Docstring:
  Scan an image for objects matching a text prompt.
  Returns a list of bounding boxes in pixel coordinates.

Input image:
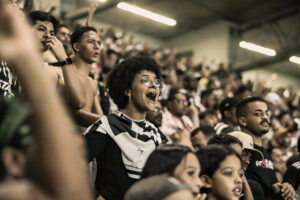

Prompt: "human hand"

[0,0,39,63]
[281,182,295,200]
[88,2,98,15]
[48,36,68,62]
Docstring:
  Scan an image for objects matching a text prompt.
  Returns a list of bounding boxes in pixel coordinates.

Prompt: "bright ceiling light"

[239,41,276,56]
[289,56,300,64]
[117,2,176,26]
[96,0,107,2]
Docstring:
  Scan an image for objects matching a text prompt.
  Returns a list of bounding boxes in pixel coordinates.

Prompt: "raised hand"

[48,36,68,62]
[0,0,39,63]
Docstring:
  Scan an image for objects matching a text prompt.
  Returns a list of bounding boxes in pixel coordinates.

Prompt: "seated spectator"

[197,145,245,200]
[234,85,252,101]
[269,146,286,183]
[191,126,215,151]
[125,174,194,200]
[146,101,163,129]
[161,87,194,136]
[200,89,218,112]
[84,56,168,200]
[283,137,300,192]
[199,110,219,127]
[142,144,205,199]
[215,97,240,135]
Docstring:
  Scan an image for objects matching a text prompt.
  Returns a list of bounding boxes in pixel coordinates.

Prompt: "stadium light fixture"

[117,2,177,26]
[239,41,276,56]
[289,56,300,64]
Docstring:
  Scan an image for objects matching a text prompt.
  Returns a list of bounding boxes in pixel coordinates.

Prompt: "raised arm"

[86,2,98,27]
[0,2,92,199]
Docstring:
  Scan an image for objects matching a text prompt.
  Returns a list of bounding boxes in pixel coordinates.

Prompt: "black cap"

[219,97,239,115]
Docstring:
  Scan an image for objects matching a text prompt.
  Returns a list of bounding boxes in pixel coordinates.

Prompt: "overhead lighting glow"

[96,0,107,2]
[289,56,300,64]
[239,41,276,56]
[117,2,176,26]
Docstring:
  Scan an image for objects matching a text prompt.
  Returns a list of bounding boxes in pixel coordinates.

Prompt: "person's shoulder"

[291,160,300,169]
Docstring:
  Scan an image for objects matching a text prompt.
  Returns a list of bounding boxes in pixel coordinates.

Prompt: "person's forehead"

[137,70,156,78]
[34,20,54,30]
[81,31,100,40]
[248,101,268,111]
[175,93,186,100]
[58,27,70,33]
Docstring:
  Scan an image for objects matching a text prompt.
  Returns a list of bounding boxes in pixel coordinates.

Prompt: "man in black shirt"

[236,96,295,200]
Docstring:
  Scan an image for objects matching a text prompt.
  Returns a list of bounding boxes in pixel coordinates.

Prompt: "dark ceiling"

[62,0,300,78]
[64,0,300,40]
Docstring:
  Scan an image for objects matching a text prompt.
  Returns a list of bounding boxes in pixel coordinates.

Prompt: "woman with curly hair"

[84,56,168,200]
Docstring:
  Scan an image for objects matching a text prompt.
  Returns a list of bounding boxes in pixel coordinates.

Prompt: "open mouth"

[146,91,157,102]
[233,187,242,197]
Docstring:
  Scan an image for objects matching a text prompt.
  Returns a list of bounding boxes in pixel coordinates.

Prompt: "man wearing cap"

[214,97,240,135]
[236,96,295,200]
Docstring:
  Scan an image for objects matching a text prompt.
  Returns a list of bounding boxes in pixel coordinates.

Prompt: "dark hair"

[200,89,213,99]
[107,56,161,109]
[219,97,239,120]
[199,110,216,120]
[28,11,58,30]
[167,87,188,102]
[197,144,241,177]
[142,144,193,178]
[236,96,267,118]
[191,126,215,139]
[71,26,97,47]
[55,24,70,34]
[234,85,251,96]
[208,134,242,148]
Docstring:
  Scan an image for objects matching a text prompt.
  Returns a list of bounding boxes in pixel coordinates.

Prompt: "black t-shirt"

[245,144,281,200]
[84,111,167,200]
[283,160,300,190]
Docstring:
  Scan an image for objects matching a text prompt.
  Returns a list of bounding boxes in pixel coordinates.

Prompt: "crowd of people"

[1,0,300,199]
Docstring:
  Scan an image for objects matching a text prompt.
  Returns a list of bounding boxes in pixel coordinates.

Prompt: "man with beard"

[237,97,295,200]
[55,24,73,57]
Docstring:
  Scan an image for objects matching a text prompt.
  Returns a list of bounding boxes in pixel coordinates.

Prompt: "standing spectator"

[84,56,167,200]
[237,96,295,200]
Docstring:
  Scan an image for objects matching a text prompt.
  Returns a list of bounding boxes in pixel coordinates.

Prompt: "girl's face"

[173,153,203,197]
[209,155,243,200]
[128,70,160,113]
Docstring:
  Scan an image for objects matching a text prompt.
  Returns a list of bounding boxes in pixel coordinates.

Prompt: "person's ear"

[125,89,131,97]
[72,42,80,52]
[2,147,26,178]
[201,175,212,189]
[238,116,247,127]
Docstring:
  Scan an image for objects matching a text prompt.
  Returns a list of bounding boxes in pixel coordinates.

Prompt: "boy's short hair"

[71,26,97,46]
[28,11,58,30]
[236,96,266,118]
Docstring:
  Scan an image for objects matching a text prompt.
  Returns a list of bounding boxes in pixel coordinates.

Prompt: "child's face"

[174,153,203,197]
[210,155,243,200]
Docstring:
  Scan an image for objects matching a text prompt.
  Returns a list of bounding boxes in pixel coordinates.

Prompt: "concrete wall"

[167,21,230,65]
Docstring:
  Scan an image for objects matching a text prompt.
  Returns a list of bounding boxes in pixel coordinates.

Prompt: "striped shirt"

[84,111,167,199]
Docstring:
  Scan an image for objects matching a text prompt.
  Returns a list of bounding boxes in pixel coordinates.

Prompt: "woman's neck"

[121,104,147,121]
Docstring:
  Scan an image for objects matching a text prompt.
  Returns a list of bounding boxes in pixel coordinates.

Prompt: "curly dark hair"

[107,56,161,109]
